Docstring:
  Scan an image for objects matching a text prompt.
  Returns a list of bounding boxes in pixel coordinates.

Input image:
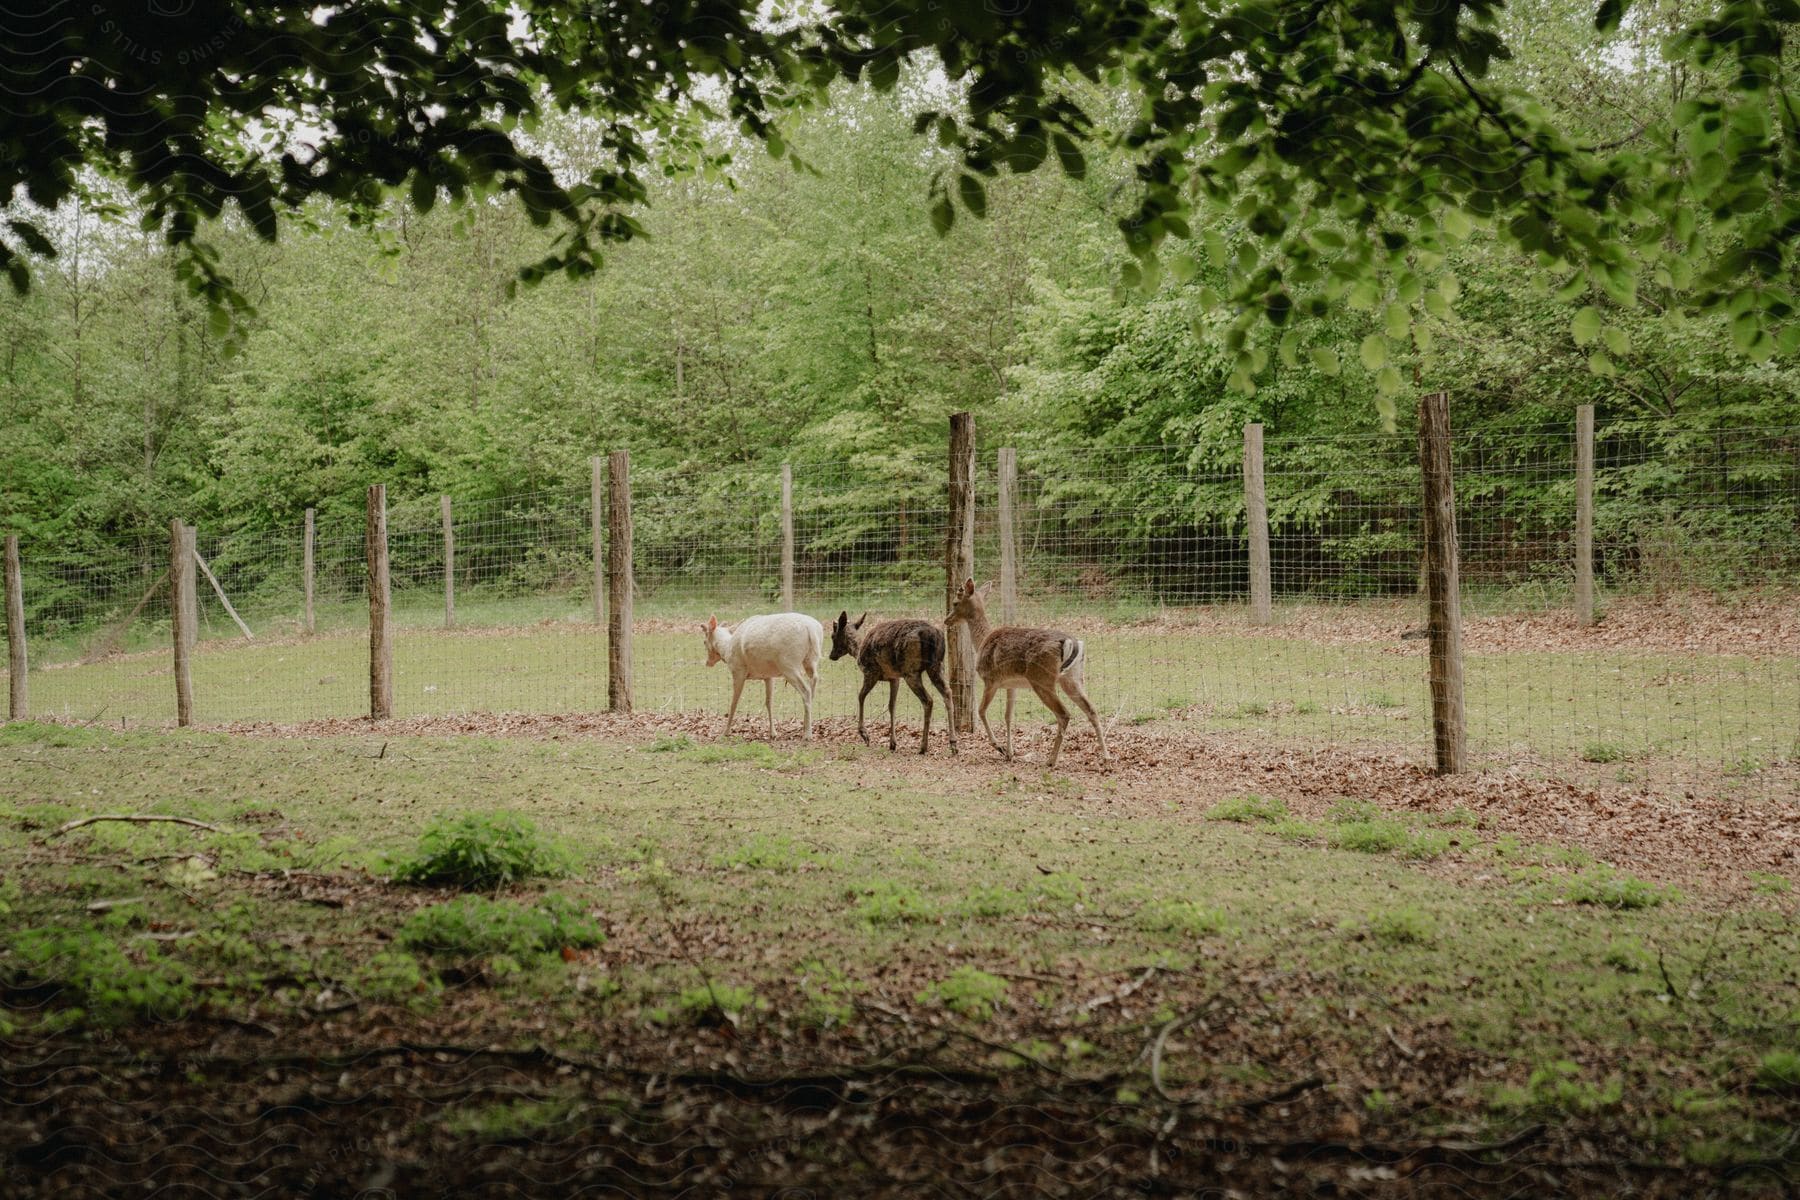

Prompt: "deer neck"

[960,606,993,648]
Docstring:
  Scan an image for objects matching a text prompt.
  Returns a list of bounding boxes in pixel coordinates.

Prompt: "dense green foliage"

[2,38,1795,608]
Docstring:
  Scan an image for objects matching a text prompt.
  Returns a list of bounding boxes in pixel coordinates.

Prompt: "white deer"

[701,612,823,740]
[944,580,1111,768]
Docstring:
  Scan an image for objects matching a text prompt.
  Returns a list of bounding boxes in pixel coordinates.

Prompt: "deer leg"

[926,661,958,750]
[977,679,1003,757]
[1031,678,1070,769]
[794,668,815,741]
[905,674,933,754]
[764,677,775,738]
[1004,687,1017,761]
[1062,675,1111,762]
[886,679,900,751]
[856,675,877,744]
[725,674,746,737]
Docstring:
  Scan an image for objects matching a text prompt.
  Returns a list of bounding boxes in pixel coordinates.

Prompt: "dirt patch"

[208,711,1800,898]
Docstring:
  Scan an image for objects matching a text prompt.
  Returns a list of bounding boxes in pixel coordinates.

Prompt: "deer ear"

[962,578,975,597]
[837,610,848,627]
[978,581,995,596]
[854,612,867,628]
[707,615,717,632]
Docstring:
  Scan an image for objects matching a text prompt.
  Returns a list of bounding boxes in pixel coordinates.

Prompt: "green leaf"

[1278,331,1301,368]
[1571,306,1602,345]
[1170,254,1199,284]
[1383,303,1410,339]
[957,173,987,218]
[929,194,955,237]
[1442,208,1473,240]
[1595,0,1630,31]
[1359,335,1389,371]
[1587,351,1617,376]
[1600,326,1629,356]
[1309,347,1341,376]
[1375,365,1403,394]
[1203,230,1228,271]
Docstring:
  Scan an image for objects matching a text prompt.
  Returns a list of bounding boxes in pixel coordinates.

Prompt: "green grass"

[1,722,1796,1164]
[20,594,1796,794]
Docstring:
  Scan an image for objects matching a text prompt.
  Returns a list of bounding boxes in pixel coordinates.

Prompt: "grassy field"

[20,606,1797,797]
[0,721,1796,1194]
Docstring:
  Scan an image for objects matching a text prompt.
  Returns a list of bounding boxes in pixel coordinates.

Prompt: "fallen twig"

[46,814,225,840]
[1081,964,1159,1014]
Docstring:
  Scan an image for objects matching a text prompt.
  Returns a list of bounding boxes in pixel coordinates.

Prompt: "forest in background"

[2,0,1796,597]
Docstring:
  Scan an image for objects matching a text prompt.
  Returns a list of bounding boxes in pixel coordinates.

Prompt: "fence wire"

[9,425,1797,798]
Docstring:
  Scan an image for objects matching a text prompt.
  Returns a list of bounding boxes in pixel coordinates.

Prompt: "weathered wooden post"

[607,450,633,712]
[170,519,197,727]
[5,534,26,720]
[1417,391,1467,775]
[302,507,316,634]
[1575,403,1596,627]
[945,412,976,733]
[590,455,605,625]
[441,494,456,629]
[780,462,795,611]
[997,447,1018,625]
[367,484,393,721]
[1243,422,1273,624]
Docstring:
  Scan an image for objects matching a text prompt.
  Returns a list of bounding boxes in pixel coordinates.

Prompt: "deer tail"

[1060,638,1083,673]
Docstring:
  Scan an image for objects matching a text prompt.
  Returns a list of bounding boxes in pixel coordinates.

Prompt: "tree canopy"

[4,0,1797,391]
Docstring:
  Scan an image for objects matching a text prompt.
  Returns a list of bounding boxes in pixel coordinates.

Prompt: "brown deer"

[944,579,1111,768]
[829,612,958,755]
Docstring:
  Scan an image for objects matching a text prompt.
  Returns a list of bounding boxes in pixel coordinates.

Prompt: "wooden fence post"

[997,447,1018,625]
[170,519,196,727]
[945,412,976,734]
[5,534,26,720]
[367,484,393,721]
[1417,391,1467,775]
[591,456,605,625]
[441,494,456,628]
[780,463,795,611]
[1244,422,1273,624]
[1575,404,1596,626]
[607,450,634,713]
[303,507,316,634]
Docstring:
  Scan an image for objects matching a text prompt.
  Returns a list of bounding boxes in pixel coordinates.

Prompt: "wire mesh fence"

[8,422,1797,798]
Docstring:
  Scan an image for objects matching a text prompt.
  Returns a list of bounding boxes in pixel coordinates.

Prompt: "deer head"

[829,610,866,661]
[700,615,727,666]
[944,579,993,628]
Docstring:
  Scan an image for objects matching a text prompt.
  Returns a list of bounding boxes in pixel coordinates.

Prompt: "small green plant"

[648,734,696,752]
[1269,819,1319,843]
[918,967,1009,1021]
[1397,830,1454,860]
[1293,699,1322,716]
[1748,872,1791,896]
[1328,819,1410,854]
[652,982,763,1026]
[797,961,858,1028]
[1363,1088,1396,1116]
[351,950,441,1005]
[6,927,193,1025]
[1426,806,1479,828]
[1558,868,1675,910]
[1366,905,1437,945]
[389,812,574,889]
[1491,1060,1624,1116]
[852,880,935,925]
[1136,899,1228,936]
[1205,794,1288,824]
[715,833,820,872]
[956,885,1028,918]
[1365,692,1400,710]
[1754,1050,1800,1093]
[1601,939,1651,973]
[444,1096,586,1140]
[1327,798,1382,824]
[1580,742,1629,764]
[1234,700,1270,718]
[399,894,603,963]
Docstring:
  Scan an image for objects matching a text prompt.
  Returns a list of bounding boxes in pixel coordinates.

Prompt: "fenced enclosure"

[6,413,1797,799]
